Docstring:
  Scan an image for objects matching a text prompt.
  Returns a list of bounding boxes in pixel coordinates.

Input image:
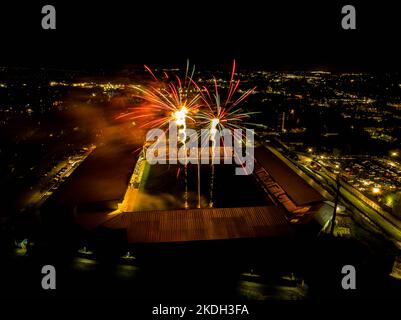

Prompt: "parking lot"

[313,155,401,210]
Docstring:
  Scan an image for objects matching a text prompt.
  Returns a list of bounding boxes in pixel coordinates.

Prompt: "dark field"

[136,163,271,211]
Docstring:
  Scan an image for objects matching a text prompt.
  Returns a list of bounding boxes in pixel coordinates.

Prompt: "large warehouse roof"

[97,206,291,243]
[254,147,325,206]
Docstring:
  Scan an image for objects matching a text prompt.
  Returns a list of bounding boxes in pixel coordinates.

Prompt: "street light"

[391,151,399,157]
[372,187,381,194]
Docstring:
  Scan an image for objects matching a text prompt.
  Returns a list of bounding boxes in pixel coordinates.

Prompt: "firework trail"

[174,106,189,208]
[193,60,259,206]
[116,62,200,209]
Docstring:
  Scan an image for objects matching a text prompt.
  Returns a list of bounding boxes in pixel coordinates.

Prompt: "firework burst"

[191,60,259,206]
[116,61,200,130]
[193,60,258,134]
[116,61,259,209]
[115,62,202,209]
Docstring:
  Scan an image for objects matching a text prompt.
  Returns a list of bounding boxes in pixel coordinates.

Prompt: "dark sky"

[0,1,400,70]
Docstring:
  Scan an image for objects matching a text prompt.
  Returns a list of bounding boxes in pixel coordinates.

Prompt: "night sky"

[0,1,400,70]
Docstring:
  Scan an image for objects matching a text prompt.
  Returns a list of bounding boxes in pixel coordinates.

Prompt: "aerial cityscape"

[1,63,400,300]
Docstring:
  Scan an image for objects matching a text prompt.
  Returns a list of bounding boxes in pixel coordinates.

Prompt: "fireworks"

[117,60,257,136]
[173,106,189,148]
[173,106,188,127]
[116,61,258,209]
[193,61,258,134]
[190,61,259,206]
[116,62,199,131]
